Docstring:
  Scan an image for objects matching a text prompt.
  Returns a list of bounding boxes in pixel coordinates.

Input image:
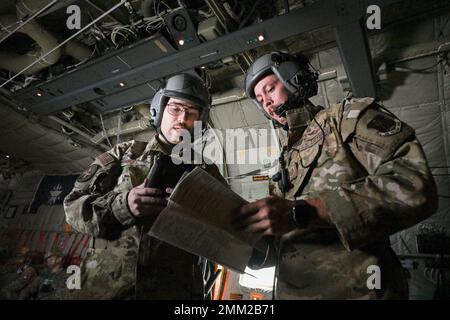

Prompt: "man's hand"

[232,196,296,235]
[127,179,171,218]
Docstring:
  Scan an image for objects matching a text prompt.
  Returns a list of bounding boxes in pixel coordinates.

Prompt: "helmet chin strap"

[274,94,303,118]
[274,94,310,131]
[156,127,177,149]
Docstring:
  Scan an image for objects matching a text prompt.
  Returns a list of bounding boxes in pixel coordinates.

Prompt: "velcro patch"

[96,152,115,167]
[77,164,99,183]
[297,125,330,152]
[367,114,401,136]
[346,110,360,119]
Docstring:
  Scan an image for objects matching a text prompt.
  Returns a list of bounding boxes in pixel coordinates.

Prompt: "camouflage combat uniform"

[0,266,39,300]
[34,268,73,300]
[251,98,438,299]
[64,136,224,299]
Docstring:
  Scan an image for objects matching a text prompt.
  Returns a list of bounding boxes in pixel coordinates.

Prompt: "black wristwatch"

[292,200,316,229]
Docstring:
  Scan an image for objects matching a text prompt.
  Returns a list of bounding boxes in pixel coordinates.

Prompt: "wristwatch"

[292,199,316,229]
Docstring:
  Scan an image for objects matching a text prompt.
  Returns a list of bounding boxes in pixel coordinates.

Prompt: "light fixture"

[246,34,266,45]
[178,39,185,46]
[36,91,43,97]
[5,155,10,158]
[119,82,126,87]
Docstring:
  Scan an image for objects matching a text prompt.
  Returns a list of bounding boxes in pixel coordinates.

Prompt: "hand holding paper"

[149,167,262,273]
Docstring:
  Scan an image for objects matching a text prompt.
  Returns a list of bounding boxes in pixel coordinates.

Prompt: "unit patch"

[77,164,99,183]
[367,114,402,136]
[297,123,330,151]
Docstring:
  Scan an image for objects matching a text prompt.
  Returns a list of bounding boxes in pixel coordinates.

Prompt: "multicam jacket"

[251,97,438,299]
[63,136,224,299]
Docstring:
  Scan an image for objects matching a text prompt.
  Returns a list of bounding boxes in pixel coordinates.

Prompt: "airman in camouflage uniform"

[234,52,438,299]
[1,264,39,300]
[34,248,73,300]
[64,73,224,299]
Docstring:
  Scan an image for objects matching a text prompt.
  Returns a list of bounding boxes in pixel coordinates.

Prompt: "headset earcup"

[150,89,165,127]
[273,54,319,98]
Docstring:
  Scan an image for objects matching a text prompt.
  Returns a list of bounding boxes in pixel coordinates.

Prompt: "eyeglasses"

[166,103,200,120]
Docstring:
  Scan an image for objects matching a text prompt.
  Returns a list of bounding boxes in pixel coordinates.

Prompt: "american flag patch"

[96,152,115,167]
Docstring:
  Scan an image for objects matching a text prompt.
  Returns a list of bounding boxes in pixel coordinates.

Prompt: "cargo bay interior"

[0,0,449,300]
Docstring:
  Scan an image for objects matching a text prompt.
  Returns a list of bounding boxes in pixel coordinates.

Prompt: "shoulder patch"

[367,114,402,136]
[96,152,115,167]
[77,164,99,183]
[340,97,375,142]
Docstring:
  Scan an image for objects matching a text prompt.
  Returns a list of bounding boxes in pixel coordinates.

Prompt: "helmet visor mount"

[245,52,318,126]
[150,73,211,128]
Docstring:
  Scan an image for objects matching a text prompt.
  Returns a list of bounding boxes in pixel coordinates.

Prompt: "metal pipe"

[204,0,231,33]
[91,118,151,144]
[0,0,58,45]
[48,115,110,150]
[212,93,246,106]
[63,41,92,62]
[0,16,91,75]
[0,15,62,75]
[16,0,78,19]
[318,70,337,82]
[0,0,127,88]
[389,42,450,65]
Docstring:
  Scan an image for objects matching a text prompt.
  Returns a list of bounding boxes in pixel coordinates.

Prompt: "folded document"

[149,167,261,273]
